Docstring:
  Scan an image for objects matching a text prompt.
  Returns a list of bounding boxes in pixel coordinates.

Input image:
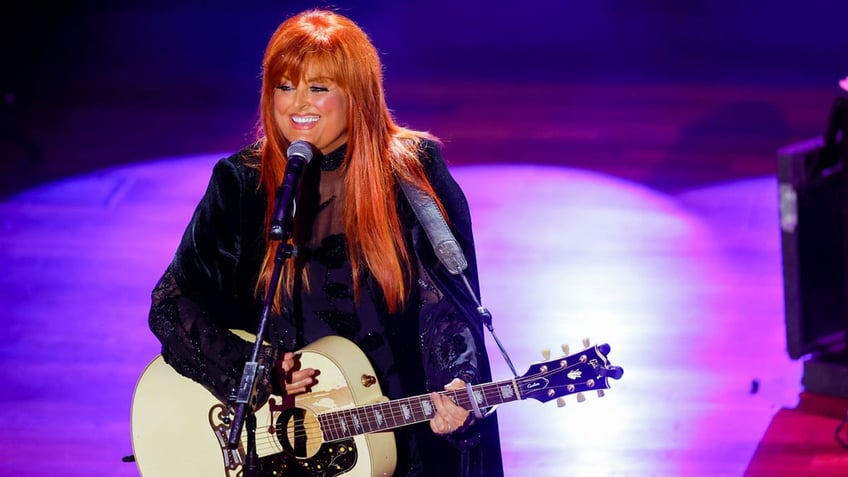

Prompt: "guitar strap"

[397,178,469,276]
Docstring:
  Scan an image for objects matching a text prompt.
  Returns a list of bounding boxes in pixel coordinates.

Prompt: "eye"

[275,84,294,92]
[310,85,330,93]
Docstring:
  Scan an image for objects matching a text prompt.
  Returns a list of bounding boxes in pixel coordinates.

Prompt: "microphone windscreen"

[287,140,314,163]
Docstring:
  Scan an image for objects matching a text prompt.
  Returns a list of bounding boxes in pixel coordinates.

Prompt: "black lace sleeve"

[417,265,481,390]
[147,153,277,406]
[148,267,276,405]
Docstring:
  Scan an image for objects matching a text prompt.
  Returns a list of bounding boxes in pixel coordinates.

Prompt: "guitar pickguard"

[258,437,357,476]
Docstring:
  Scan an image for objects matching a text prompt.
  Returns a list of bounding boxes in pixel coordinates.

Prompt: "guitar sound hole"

[277,408,309,457]
[268,409,358,476]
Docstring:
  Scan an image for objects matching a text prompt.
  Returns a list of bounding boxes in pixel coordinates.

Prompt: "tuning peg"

[541,348,551,360]
[599,366,624,380]
[556,398,566,408]
[582,338,591,348]
[560,343,570,355]
[597,390,605,398]
[576,392,586,403]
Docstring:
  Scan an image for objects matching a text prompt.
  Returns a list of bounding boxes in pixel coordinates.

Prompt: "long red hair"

[256,9,444,313]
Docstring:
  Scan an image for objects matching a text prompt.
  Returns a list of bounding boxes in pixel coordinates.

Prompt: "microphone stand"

[227,181,297,473]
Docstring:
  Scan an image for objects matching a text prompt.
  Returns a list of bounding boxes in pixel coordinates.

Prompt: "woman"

[148,8,504,477]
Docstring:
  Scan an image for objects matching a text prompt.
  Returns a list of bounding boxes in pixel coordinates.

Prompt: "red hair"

[255,9,444,313]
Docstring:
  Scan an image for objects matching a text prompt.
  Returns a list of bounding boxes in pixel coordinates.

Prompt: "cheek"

[317,94,348,122]
[273,92,290,114]
[272,94,293,132]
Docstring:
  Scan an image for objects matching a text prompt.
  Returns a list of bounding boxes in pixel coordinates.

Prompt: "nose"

[293,86,309,110]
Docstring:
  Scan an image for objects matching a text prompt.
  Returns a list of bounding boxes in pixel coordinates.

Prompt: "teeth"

[292,116,318,124]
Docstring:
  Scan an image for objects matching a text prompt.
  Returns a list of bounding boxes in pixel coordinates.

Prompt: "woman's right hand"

[276,351,317,395]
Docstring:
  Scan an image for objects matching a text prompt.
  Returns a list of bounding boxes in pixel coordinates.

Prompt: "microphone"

[269,140,314,240]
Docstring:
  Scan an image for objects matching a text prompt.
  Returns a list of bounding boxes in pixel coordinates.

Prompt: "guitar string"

[257,372,538,443]
[314,387,505,439]
[240,363,590,455]
[242,391,475,455]
[242,385,510,455]
[311,362,596,441]
[235,363,592,452]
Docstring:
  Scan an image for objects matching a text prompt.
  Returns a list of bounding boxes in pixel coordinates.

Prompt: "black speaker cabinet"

[778,132,848,398]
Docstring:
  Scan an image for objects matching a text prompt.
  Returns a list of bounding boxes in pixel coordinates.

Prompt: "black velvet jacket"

[149,140,504,477]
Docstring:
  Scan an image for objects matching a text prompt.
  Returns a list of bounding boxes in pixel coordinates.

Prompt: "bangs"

[262,10,377,93]
[271,35,347,87]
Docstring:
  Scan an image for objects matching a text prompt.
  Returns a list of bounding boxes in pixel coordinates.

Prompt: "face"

[273,66,349,155]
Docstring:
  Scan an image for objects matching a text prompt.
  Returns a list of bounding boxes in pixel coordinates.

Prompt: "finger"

[429,415,446,434]
[431,416,453,434]
[443,378,466,391]
[288,369,317,387]
[433,417,451,435]
[431,393,467,432]
[278,352,296,372]
[429,393,450,433]
[285,373,317,394]
[445,397,470,425]
[280,367,317,395]
[286,384,310,395]
[433,392,460,416]
[431,392,449,414]
[290,368,316,380]
[440,379,471,421]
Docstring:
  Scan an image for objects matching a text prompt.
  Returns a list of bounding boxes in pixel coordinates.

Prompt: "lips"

[292,115,319,128]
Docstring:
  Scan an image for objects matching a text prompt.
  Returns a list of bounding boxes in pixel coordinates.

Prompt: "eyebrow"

[281,76,335,84]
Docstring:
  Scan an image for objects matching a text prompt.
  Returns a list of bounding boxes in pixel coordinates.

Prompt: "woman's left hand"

[429,378,472,435]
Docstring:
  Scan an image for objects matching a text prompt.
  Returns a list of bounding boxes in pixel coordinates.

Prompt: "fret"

[471,386,484,408]
[317,378,521,442]
[335,407,353,438]
[498,380,517,402]
[369,403,385,430]
[350,407,364,434]
[384,401,400,429]
[324,411,336,439]
[399,399,414,423]
[418,395,435,421]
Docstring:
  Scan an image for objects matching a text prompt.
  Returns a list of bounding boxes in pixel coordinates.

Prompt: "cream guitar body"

[131,336,395,476]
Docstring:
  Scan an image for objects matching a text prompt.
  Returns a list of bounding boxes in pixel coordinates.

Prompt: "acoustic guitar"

[130,335,623,476]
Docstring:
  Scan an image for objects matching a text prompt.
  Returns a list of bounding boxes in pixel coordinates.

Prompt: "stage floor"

[0,152,813,476]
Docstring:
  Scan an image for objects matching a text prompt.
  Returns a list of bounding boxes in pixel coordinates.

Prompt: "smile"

[292,116,319,124]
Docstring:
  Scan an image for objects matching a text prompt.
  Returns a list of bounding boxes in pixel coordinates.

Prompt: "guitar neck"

[317,378,519,441]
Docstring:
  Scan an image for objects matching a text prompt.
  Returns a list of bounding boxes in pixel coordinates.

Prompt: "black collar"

[320,144,346,171]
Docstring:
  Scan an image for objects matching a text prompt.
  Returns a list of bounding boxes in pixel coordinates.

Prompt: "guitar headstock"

[516,339,623,406]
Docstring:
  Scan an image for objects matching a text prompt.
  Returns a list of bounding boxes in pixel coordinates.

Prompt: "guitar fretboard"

[318,378,519,441]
